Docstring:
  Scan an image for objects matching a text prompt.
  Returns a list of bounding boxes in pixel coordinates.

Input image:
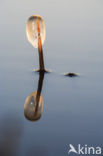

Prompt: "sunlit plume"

[26,15,46,48]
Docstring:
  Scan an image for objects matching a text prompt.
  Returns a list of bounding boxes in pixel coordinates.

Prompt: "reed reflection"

[24,72,44,122]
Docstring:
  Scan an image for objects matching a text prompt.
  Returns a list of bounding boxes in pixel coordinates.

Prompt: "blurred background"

[0,0,103,156]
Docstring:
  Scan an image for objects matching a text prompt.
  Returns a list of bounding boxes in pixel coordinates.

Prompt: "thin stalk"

[35,72,44,115]
[36,19,45,71]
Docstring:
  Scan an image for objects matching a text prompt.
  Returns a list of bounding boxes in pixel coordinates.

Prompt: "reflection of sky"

[0,114,23,156]
[0,1,103,156]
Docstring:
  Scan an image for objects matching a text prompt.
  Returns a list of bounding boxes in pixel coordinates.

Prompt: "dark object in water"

[65,72,78,77]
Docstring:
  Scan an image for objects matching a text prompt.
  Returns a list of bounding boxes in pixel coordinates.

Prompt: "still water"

[0,0,103,156]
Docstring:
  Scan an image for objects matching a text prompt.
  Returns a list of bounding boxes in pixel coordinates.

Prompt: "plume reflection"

[24,72,44,122]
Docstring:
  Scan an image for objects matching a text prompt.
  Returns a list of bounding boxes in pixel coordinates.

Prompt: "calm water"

[0,0,103,156]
